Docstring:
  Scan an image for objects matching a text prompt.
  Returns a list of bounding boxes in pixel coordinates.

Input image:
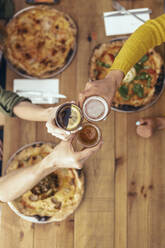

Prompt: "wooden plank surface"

[0,112,5,126]
[0,0,165,248]
[125,1,165,248]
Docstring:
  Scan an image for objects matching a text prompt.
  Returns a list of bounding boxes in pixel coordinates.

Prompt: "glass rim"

[82,96,109,122]
[76,122,102,148]
[55,102,84,131]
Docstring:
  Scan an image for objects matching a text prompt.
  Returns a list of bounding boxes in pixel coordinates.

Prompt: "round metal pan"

[5,141,58,224]
[89,36,165,113]
[5,141,84,224]
[5,6,78,79]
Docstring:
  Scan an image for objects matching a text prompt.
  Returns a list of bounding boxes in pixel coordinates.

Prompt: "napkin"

[104,8,151,36]
[13,79,60,104]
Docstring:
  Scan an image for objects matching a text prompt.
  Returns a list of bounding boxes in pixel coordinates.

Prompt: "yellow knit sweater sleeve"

[110,14,165,75]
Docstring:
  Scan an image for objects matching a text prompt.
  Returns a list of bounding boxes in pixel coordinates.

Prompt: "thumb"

[67,133,76,143]
[68,161,82,169]
[85,81,92,90]
[78,92,85,107]
[78,139,103,160]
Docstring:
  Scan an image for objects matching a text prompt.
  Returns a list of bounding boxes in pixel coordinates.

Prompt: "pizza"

[6,142,84,222]
[89,39,164,111]
[5,6,77,78]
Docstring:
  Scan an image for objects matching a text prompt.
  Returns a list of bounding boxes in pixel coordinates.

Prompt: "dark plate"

[89,36,165,113]
[5,6,78,79]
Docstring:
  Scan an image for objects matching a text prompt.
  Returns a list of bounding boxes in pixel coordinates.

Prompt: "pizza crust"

[89,39,164,109]
[5,6,77,78]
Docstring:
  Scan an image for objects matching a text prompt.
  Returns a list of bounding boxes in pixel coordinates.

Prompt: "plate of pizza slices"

[89,37,165,112]
[4,6,77,79]
[5,141,84,223]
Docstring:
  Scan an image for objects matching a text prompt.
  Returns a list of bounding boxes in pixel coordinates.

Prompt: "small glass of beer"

[76,122,101,147]
[82,96,109,122]
[55,102,83,132]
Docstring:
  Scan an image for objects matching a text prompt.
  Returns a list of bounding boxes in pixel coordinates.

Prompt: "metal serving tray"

[5,6,78,79]
[5,141,58,224]
[89,36,165,113]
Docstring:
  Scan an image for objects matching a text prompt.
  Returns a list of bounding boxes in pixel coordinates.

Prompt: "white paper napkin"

[13,79,60,104]
[104,8,151,36]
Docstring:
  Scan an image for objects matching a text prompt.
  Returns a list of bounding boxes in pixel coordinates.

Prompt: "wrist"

[38,107,53,122]
[106,69,124,88]
[36,155,57,177]
[13,101,50,121]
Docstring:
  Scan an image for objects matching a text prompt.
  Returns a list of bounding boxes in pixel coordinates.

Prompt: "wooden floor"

[1,0,165,248]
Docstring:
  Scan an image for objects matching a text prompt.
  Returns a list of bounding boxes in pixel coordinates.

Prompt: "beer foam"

[83,96,109,121]
[85,99,105,119]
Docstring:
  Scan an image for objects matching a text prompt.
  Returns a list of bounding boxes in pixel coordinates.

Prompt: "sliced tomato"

[108,53,115,62]
[147,68,156,74]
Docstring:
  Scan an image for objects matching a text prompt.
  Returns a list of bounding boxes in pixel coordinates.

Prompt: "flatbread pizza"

[6,142,84,222]
[89,39,164,111]
[5,6,77,78]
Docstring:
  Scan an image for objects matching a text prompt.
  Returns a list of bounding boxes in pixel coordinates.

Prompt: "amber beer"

[77,122,101,147]
[82,96,109,122]
[55,103,83,132]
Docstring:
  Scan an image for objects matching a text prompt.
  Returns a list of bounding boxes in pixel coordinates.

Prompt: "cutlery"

[111,1,146,23]
[16,90,66,99]
[29,97,59,104]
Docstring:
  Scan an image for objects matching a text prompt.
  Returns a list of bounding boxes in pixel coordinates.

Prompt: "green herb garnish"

[134,63,143,73]
[93,69,99,77]
[134,54,149,73]
[118,85,130,100]
[139,54,149,64]
[96,60,110,68]
[143,65,151,69]
[133,84,144,98]
[147,76,152,88]
[134,72,150,80]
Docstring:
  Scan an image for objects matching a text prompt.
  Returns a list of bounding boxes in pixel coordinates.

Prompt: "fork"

[112,1,146,23]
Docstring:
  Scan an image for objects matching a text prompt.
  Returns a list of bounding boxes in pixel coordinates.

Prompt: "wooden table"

[1,0,165,247]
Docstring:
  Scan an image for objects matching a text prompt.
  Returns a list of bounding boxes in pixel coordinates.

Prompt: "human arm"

[0,86,32,117]
[0,87,72,139]
[110,14,165,75]
[13,102,75,140]
[79,14,165,107]
[0,138,102,202]
[136,117,165,138]
[79,70,124,108]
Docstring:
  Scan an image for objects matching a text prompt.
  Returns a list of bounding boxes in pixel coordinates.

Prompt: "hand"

[136,117,164,138]
[46,106,73,141]
[78,70,124,108]
[43,137,103,169]
[136,117,161,138]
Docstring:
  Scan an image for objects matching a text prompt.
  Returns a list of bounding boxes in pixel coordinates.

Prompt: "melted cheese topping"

[5,6,77,78]
[90,41,162,107]
[7,143,84,220]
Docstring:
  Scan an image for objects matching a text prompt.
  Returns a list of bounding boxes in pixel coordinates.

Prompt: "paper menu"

[13,79,60,104]
[104,8,151,36]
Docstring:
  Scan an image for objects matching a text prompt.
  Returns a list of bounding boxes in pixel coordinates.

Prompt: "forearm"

[110,14,165,75]
[106,69,124,88]
[0,86,31,117]
[13,101,52,121]
[0,159,56,202]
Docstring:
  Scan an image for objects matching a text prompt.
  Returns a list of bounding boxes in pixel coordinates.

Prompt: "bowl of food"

[5,141,84,223]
